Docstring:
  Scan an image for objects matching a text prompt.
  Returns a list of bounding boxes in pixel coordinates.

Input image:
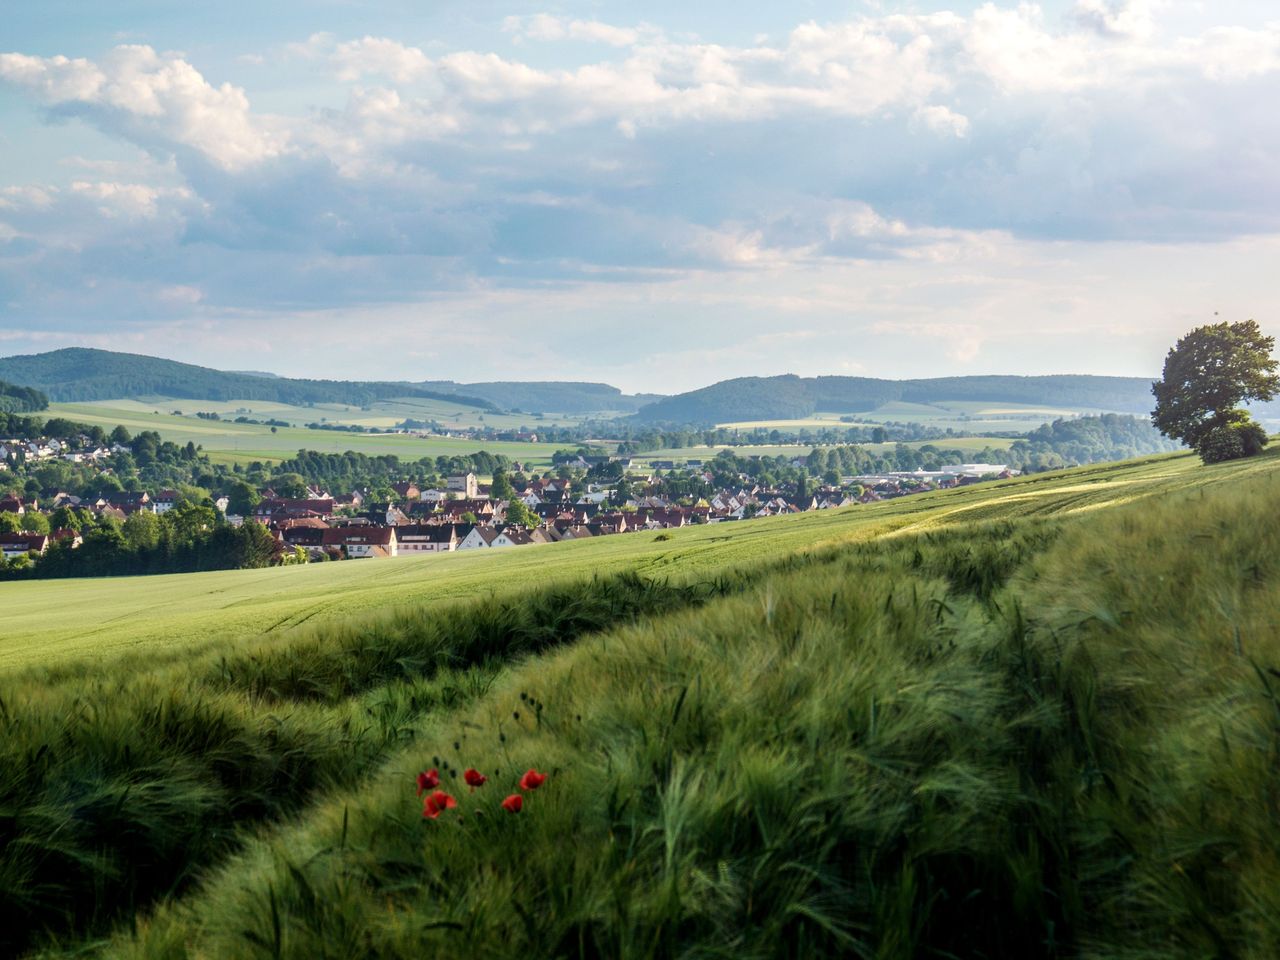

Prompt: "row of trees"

[0,504,279,580]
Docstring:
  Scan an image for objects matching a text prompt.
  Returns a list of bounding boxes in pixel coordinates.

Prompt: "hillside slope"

[106,459,1276,959]
[0,348,498,409]
[1,448,1278,959]
[633,372,1161,423]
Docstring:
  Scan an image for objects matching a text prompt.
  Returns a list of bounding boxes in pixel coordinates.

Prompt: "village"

[1,430,1016,564]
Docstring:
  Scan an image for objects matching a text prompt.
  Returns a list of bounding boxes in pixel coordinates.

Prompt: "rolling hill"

[631,373,1163,424]
[0,348,499,409]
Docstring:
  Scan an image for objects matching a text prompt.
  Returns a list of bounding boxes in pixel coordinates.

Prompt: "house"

[0,495,26,515]
[457,525,500,549]
[49,528,84,549]
[253,498,335,523]
[320,526,398,558]
[442,498,495,521]
[1,533,49,560]
[447,473,479,498]
[492,527,537,547]
[104,491,152,515]
[333,490,366,511]
[396,523,461,553]
[391,481,421,500]
[153,490,180,514]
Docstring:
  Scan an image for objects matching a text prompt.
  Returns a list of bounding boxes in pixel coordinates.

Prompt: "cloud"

[2,2,1280,385]
[0,45,282,170]
[502,15,646,47]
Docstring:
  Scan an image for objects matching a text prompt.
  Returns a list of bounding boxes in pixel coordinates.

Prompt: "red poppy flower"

[501,794,523,813]
[422,789,457,819]
[519,769,547,791]
[464,768,487,790]
[416,769,440,795]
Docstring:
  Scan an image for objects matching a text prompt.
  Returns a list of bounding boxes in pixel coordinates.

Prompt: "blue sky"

[2,1,1278,391]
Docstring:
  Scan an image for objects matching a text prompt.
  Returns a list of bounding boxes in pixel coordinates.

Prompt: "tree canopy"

[1152,320,1277,462]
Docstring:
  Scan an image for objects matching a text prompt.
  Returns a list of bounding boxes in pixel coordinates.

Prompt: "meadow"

[63,396,602,431]
[717,400,1116,434]
[1,447,1277,957]
[44,401,577,467]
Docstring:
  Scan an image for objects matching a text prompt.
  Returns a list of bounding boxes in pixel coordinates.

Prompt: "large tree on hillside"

[1152,320,1278,463]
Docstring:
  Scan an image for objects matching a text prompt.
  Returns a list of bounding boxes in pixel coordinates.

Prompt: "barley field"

[2,446,1277,958]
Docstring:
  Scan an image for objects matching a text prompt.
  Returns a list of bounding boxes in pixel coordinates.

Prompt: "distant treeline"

[0,380,48,414]
[275,449,513,488]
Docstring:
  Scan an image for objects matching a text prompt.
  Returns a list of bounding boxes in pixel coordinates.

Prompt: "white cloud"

[70,180,193,218]
[913,103,970,137]
[0,45,282,170]
[503,15,646,47]
[333,36,432,83]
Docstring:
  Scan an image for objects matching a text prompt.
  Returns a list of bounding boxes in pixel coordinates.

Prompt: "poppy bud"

[416,769,440,795]
[502,794,523,813]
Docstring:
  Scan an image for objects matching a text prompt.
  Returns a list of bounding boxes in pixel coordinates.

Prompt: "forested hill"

[631,373,1159,424]
[416,380,662,414]
[0,379,48,414]
[0,349,498,409]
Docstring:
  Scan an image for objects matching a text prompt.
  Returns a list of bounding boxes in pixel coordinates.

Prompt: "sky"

[1,0,1278,393]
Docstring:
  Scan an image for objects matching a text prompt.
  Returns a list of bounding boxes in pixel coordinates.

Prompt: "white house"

[396,524,459,553]
[457,525,500,550]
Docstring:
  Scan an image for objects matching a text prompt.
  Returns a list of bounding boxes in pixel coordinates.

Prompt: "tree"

[20,511,51,534]
[48,506,83,531]
[226,480,261,517]
[0,512,20,534]
[491,470,515,501]
[1152,320,1278,462]
[272,472,309,498]
[505,499,537,529]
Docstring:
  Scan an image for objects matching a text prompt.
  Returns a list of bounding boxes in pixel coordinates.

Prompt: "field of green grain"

[718,400,1114,433]
[0,449,1190,670]
[71,396,597,431]
[44,401,577,466]
[2,447,1277,958]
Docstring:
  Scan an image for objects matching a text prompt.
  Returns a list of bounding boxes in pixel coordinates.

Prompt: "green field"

[3,447,1278,957]
[630,436,1017,465]
[0,448,1191,670]
[45,401,578,466]
[719,400,1117,433]
[73,396,599,431]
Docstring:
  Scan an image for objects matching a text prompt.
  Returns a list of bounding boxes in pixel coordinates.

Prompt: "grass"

[718,400,1117,433]
[0,449,1208,671]
[2,446,1278,957]
[71,396,603,431]
[43,402,578,466]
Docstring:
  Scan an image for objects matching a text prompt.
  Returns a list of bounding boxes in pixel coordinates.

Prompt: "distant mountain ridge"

[631,373,1163,425]
[0,349,498,410]
[0,348,1209,426]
